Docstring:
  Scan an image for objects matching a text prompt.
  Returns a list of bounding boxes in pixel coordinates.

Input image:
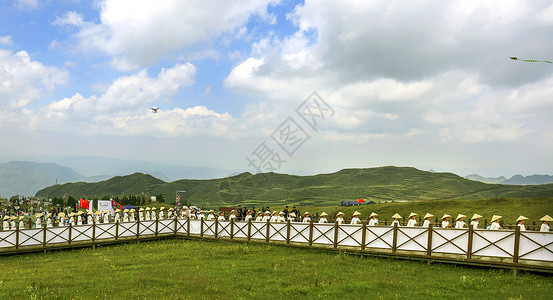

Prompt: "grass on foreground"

[0,239,552,299]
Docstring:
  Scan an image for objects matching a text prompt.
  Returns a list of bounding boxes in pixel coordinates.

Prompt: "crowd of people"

[1,205,552,233]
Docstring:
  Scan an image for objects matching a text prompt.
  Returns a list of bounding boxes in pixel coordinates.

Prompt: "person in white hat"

[277,211,286,223]
[254,211,263,222]
[391,213,402,226]
[3,215,10,230]
[350,211,361,225]
[18,216,25,229]
[167,208,174,219]
[540,215,552,232]
[189,208,197,219]
[138,208,144,221]
[68,212,76,226]
[218,211,226,221]
[288,212,296,222]
[318,212,329,224]
[58,213,66,226]
[336,212,345,225]
[441,214,452,228]
[130,209,136,221]
[515,216,528,231]
[159,207,165,219]
[123,209,130,222]
[470,214,482,230]
[77,211,83,226]
[102,210,109,223]
[489,215,501,230]
[198,210,205,220]
[87,211,93,224]
[35,213,43,228]
[229,210,237,221]
[262,211,271,222]
[114,209,121,223]
[422,213,434,227]
[407,213,418,227]
[144,207,151,221]
[368,213,378,226]
[302,212,311,223]
[94,211,101,223]
[46,213,53,227]
[270,211,278,222]
[455,214,467,229]
[10,216,17,229]
[207,210,215,221]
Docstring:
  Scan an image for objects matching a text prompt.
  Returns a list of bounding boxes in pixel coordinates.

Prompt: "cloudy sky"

[1,0,553,178]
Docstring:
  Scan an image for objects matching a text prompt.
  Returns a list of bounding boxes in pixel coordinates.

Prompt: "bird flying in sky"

[150,107,159,113]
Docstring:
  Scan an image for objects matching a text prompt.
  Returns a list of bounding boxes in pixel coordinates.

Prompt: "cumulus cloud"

[0,49,68,109]
[0,36,13,45]
[55,0,279,70]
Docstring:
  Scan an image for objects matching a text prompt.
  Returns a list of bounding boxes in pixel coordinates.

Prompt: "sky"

[1,0,553,178]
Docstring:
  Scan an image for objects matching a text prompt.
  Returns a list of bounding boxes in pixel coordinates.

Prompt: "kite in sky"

[510,57,552,64]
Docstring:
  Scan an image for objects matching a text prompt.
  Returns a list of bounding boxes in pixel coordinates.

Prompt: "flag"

[80,198,90,209]
[358,199,364,203]
[176,190,186,208]
[111,200,122,210]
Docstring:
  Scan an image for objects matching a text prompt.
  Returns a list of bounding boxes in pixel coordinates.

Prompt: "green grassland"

[35,167,553,208]
[0,238,551,299]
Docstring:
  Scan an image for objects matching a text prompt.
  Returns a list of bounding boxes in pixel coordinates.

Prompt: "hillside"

[465,173,553,185]
[35,166,553,207]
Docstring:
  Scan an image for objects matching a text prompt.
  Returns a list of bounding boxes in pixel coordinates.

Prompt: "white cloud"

[0,49,68,109]
[52,11,85,27]
[0,36,13,45]
[14,0,39,10]
[56,0,279,70]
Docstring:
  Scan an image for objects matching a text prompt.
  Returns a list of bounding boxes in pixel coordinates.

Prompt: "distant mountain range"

[35,167,553,207]
[465,174,553,185]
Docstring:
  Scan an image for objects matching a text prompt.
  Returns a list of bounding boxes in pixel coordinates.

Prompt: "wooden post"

[426,223,433,257]
[200,218,204,237]
[15,226,19,250]
[230,218,235,239]
[392,222,398,253]
[247,219,251,241]
[68,223,72,245]
[136,217,141,239]
[155,216,159,237]
[215,218,219,238]
[187,216,190,236]
[513,226,521,264]
[92,219,96,244]
[361,221,367,251]
[467,226,473,260]
[286,220,291,245]
[42,224,47,249]
[28,217,32,229]
[173,216,177,237]
[115,221,119,240]
[308,219,314,246]
[333,221,339,249]
[265,220,270,243]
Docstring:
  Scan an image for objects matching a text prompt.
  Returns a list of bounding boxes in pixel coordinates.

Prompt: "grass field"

[0,238,551,299]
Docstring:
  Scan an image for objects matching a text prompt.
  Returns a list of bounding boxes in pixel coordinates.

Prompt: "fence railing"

[1,218,552,270]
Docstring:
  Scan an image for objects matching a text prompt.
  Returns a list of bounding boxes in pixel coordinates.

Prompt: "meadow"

[0,238,551,299]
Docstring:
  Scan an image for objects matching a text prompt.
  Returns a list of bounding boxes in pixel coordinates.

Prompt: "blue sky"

[1,0,553,178]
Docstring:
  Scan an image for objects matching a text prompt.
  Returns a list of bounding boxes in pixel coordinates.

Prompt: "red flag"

[80,198,90,209]
[358,199,364,203]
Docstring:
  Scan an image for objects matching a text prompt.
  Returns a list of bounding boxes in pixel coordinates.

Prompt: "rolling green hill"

[35,166,553,207]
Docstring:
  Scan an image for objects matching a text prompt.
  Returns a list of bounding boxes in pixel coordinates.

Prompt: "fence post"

[230,218,234,240]
[392,222,398,253]
[200,218,204,237]
[137,217,141,239]
[333,221,339,249]
[467,226,473,260]
[68,223,72,245]
[513,226,521,264]
[265,220,270,243]
[361,221,367,251]
[42,224,47,249]
[247,219,251,241]
[92,219,96,245]
[173,216,177,237]
[215,218,219,238]
[28,217,32,229]
[286,220,291,245]
[155,216,159,237]
[426,223,433,257]
[115,221,119,240]
[187,216,190,236]
[15,226,19,250]
[309,219,314,246]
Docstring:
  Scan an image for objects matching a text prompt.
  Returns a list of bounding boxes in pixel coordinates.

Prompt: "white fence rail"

[1,218,552,269]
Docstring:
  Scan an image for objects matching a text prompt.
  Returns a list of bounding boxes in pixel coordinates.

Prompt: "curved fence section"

[1,218,552,270]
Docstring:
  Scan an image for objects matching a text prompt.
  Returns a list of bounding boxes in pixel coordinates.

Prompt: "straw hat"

[540,215,553,222]
[3,215,9,220]
[19,216,24,221]
[408,212,418,218]
[456,214,466,220]
[139,208,144,211]
[160,207,165,211]
[209,210,214,213]
[273,211,278,215]
[11,216,16,220]
[352,211,361,216]
[336,212,344,216]
[442,214,451,219]
[230,209,236,213]
[491,215,502,222]
[59,212,66,217]
[94,211,101,215]
[279,211,285,215]
[123,209,129,213]
[264,211,271,214]
[516,215,528,222]
[392,213,402,219]
[36,213,42,218]
[168,208,174,211]
[369,212,378,218]
[424,213,434,219]
[130,209,135,213]
[77,211,83,215]
[151,207,157,211]
[69,212,75,217]
[304,212,310,215]
[115,209,121,212]
[320,212,328,217]
[103,210,108,214]
[289,212,296,217]
[257,211,263,215]
[47,213,52,218]
[471,214,482,220]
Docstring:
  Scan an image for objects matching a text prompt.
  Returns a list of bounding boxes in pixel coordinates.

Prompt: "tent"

[122,204,138,210]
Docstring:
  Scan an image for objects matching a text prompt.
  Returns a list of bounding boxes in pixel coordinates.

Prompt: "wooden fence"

[1,218,552,272]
